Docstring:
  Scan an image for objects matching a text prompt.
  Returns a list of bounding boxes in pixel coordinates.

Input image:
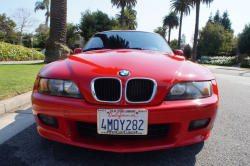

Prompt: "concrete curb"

[0,60,44,65]
[0,92,32,115]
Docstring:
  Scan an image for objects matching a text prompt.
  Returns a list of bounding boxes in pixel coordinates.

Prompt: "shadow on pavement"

[216,68,248,72]
[238,70,250,76]
[0,123,204,166]
[0,105,35,145]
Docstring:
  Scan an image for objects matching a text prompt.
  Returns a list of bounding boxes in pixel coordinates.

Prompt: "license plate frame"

[97,109,148,135]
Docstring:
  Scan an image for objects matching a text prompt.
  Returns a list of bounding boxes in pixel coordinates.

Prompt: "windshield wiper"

[82,47,104,52]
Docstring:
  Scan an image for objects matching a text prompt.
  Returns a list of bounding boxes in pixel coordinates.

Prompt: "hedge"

[0,42,45,61]
[240,57,250,68]
[197,56,238,66]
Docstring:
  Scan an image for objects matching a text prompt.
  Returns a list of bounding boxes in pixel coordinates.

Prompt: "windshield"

[83,31,173,53]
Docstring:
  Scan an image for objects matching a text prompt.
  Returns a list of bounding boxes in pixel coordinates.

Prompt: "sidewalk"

[0,92,32,115]
[0,60,44,65]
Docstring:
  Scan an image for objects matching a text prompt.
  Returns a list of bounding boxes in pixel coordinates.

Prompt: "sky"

[1,0,250,46]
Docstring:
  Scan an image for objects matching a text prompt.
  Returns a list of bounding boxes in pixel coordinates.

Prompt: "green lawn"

[200,63,220,66]
[0,63,47,100]
[240,68,250,70]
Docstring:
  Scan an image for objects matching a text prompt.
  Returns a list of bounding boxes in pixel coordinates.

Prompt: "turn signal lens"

[164,81,213,101]
[38,78,49,92]
[38,78,83,99]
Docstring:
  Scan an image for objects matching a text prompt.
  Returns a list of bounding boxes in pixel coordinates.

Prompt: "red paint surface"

[174,49,184,56]
[32,48,219,152]
[73,48,82,54]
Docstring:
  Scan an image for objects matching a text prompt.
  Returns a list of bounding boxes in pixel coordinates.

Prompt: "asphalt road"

[0,66,249,166]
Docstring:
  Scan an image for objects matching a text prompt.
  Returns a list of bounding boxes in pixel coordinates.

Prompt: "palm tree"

[163,12,179,44]
[154,27,168,39]
[171,0,192,49]
[45,0,69,62]
[111,0,137,26]
[34,0,50,26]
[116,6,137,30]
[190,0,214,62]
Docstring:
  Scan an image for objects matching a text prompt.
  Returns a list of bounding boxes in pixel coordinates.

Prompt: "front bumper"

[32,91,219,152]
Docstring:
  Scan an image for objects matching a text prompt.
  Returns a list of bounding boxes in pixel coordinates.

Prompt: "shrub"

[0,42,45,61]
[33,48,43,52]
[197,56,238,66]
[240,57,250,68]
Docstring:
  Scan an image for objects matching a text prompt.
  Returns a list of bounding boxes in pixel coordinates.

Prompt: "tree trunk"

[168,28,171,44]
[192,0,200,62]
[121,5,125,27]
[45,8,50,27]
[20,27,23,45]
[178,11,183,49]
[45,15,49,27]
[45,0,69,63]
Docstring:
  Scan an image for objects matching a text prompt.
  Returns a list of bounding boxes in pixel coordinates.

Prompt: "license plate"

[97,109,148,135]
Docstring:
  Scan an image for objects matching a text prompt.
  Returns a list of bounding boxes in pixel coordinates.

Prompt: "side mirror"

[74,48,82,54]
[174,49,184,56]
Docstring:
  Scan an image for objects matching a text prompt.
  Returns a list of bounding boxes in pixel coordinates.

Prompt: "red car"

[32,31,219,152]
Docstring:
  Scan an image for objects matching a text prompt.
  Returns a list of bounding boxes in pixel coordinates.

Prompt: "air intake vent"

[91,78,121,102]
[126,78,157,103]
[77,122,170,139]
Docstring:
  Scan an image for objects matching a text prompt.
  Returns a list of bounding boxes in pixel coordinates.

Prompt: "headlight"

[164,81,213,101]
[38,78,83,98]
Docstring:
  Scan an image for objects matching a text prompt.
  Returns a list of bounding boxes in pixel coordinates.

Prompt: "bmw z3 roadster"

[32,31,219,152]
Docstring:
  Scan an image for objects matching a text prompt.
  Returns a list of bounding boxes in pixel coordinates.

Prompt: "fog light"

[188,118,210,131]
[38,114,59,128]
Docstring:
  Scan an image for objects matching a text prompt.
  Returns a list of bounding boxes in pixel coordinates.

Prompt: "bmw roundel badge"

[118,70,130,77]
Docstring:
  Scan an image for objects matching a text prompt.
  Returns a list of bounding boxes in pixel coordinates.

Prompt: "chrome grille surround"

[125,78,157,103]
[91,77,122,103]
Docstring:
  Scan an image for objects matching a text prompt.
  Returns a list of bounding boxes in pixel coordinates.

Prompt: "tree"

[197,22,224,57]
[163,12,179,44]
[190,0,214,62]
[66,23,80,48]
[207,12,214,24]
[238,24,250,54]
[170,39,178,50]
[213,10,221,24]
[34,0,50,26]
[45,0,69,62]
[80,10,118,41]
[180,34,186,49]
[197,22,234,58]
[208,10,234,33]
[35,24,49,48]
[22,33,34,48]
[220,29,233,54]
[184,44,192,59]
[116,6,137,30]
[154,26,167,39]
[11,8,38,45]
[221,11,233,33]
[111,0,137,26]
[0,13,17,43]
[170,0,192,49]
[231,36,238,56]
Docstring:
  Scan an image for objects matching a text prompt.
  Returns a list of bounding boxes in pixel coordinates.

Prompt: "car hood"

[38,49,215,105]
